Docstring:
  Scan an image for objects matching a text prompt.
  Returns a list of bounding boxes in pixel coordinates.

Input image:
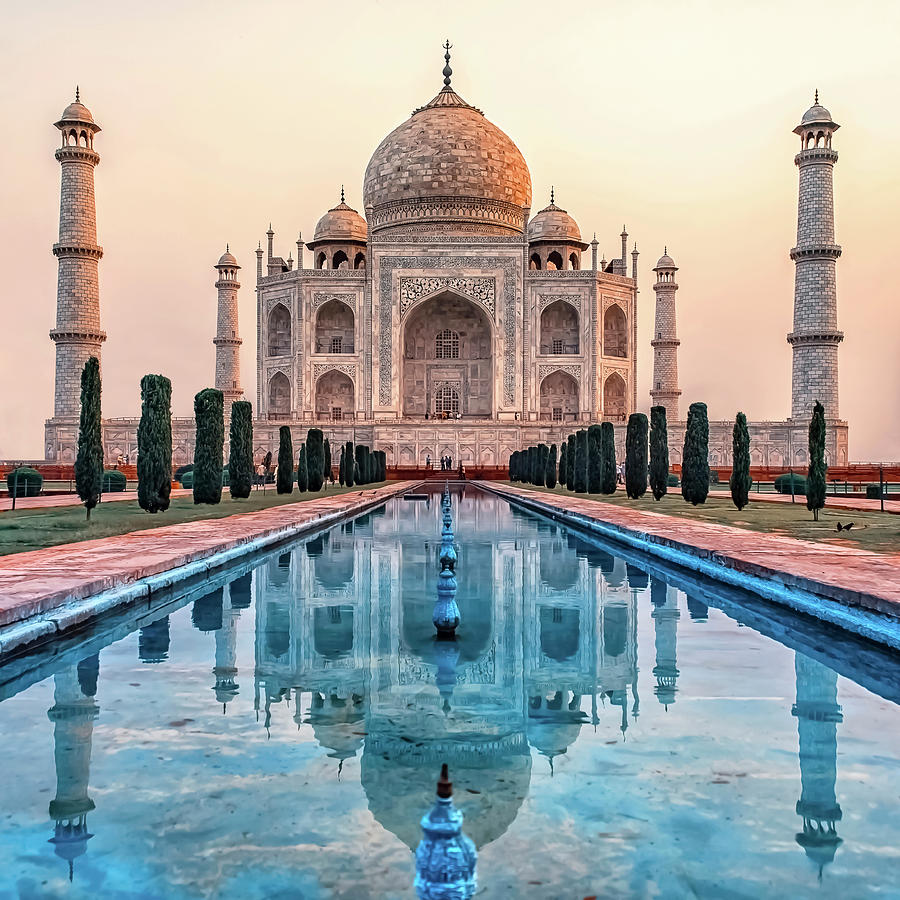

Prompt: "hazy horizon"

[1,0,898,460]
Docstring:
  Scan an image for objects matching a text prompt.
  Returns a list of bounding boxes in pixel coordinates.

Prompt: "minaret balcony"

[650,338,680,349]
[790,244,841,261]
[55,146,100,165]
[795,147,839,165]
[52,242,103,260]
[786,330,844,346]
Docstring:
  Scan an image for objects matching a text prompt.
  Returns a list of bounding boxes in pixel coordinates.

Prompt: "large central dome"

[363,81,532,236]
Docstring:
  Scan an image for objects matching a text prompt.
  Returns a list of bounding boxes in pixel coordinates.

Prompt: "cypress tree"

[306,428,324,491]
[276,426,294,494]
[682,401,710,505]
[509,451,516,481]
[566,434,576,490]
[534,444,547,488]
[730,411,751,511]
[193,388,224,505]
[531,446,540,485]
[323,438,332,487]
[338,444,346,486]
[625,413,649,499]
[137,373,172,513]
[649,406,669,502]
[355,444,366,485]
[376,450,386,482]
[587,424,603,494]
[600,422,617,494]
[546,443,558,489]
[297,443,309,493]
[228,400,254,499]
[345,441,355,487]
[558,442,568,489]
[573,430,588,493]
[807,401,827,521]
[75,356,103,520]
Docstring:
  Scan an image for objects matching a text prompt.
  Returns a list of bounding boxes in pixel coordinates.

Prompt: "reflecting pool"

[1,486,899,899]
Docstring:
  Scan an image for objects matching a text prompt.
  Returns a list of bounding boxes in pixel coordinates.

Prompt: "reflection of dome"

[309,693,366,762]
[361,733,531,850]
[363,82,532,236]
[527,201,583,245]
[313,200,368,244]
[527,718,585,760]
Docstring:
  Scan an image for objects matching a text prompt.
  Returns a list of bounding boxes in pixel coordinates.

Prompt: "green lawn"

[0,484,385,556]
[508,483,900,555]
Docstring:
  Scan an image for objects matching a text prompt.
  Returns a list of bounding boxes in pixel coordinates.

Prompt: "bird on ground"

[836,522,855,532]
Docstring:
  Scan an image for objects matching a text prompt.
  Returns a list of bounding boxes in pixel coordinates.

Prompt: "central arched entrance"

[401,292,493,418]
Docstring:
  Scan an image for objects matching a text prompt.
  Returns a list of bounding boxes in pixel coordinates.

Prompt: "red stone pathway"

[484,483,900,617]
[0,482,415,629]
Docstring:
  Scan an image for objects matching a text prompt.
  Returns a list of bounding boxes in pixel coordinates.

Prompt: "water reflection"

[0,488,879,891]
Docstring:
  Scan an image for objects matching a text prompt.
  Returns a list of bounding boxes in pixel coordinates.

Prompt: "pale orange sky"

[1,0,898,460]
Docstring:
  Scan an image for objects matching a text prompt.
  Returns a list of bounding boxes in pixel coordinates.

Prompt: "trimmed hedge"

[102,469,127,492]
[6,467,43,497]
[667,474,680,487]
[774,472,807,495]
[866,483,882,499]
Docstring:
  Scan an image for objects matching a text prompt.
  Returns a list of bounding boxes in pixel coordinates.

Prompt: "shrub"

[180,471,194,489]
[682,402,710,506]
[546,444,558,489]
[807,400,827,521]
[601,422,617,494]
[708,469,720,485]
[277,426,294,494]
[866,483,882,499]
[574,430,588,493]
[7,467,43,497]
[774,472,807,495]
[193,388,224,505]
[306,429,324,492]
[297,443,309,492]
[102,469,127,492]
[174,463,193,481]
[667,474,680,487]
[649,406,669,501]
[137,374,173,513]
[228,400,254,499]
[625,413,648,500]
[587,425,602,493]
[75,356,104,519]
[729,412,751,511]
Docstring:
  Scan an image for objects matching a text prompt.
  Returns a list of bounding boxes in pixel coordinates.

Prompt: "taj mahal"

[42,47,848,467]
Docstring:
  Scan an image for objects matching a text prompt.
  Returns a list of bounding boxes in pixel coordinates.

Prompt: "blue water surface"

[1,486,899,899]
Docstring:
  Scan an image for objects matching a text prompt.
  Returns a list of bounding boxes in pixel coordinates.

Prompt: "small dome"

[313,201,368,244]
[58,90,96,126]
[527,201,582,244]
[801,103,832,125]
[654,250,676,269]
[216,248,239,268]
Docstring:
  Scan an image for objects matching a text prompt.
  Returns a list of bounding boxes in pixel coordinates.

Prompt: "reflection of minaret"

[47,656,99,881]
[651,582,680,709]
[792,653,843,878]
[214,585,242,712]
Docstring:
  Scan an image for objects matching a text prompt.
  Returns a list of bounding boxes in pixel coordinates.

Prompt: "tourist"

[256,462,265,488]
[426,454,431,469]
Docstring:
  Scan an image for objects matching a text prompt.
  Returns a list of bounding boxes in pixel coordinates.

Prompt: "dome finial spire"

[75,85,80,103]
[340,184,345,203]
[815,88,819,104]
[550,185,555,205]
[442,39,453,87]
[226,243,229,253]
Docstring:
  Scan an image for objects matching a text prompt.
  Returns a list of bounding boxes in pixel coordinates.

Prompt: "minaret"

[788,93,843,421]
[651,580,680,709]
[47,657,99,881]
[650,249,682,421]
[213,246,243,415]
[792,652,843,878]
[50,90,105,420]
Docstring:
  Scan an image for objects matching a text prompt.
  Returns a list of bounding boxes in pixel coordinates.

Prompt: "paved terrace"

[484,482,900,622]
[0,482,416,647]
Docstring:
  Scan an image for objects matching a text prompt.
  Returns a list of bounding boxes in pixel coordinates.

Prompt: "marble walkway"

[0,482,415,631]
[484,482,900,619]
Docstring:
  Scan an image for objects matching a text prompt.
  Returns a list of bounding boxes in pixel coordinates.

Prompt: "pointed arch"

[267,303,291,356]
[315,299,354,354]
[603,372,626,421]
[540,370,579,422]
[268,371,291,417]
[603,304,627,358]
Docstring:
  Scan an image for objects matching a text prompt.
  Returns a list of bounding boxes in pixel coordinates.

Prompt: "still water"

[1,487,899,899]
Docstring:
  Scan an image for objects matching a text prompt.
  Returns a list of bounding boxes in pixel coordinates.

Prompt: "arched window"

[434,384,460,417]
[354,252,366,269]
[540,370,579,422]
[268,372,291,417]
[603,305,627,358]
[540,300,579,355]
[529,253,542,270]
[603,372,626,421]
[434,329,460,359]
[267,304,291,356]
[569,252,580,271]
[315,299,354,354]
[547,251,564,270]
[315,369,355,421]
[332,250,349,269]
[316,252,327,269]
